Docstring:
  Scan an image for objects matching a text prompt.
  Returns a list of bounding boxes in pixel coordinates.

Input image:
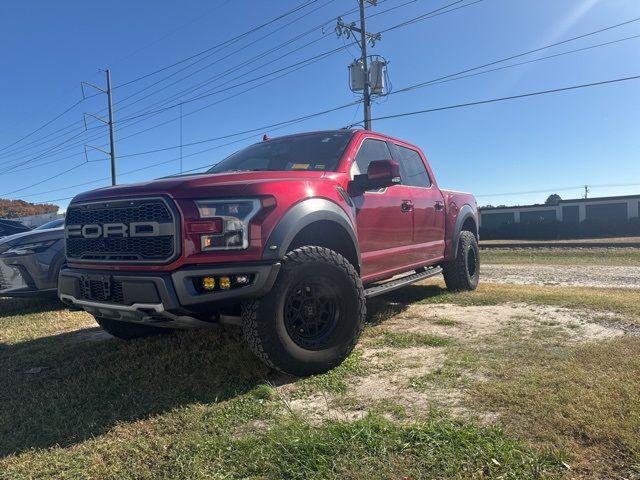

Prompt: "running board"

[364,266,442,298]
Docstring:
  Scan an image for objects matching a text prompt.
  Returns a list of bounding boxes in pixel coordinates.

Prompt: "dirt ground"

[480,264,640,289]
[282,302,627,423]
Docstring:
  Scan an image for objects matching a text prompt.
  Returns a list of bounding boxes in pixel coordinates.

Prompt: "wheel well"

[461,216,478,238]
[287,220,360,272]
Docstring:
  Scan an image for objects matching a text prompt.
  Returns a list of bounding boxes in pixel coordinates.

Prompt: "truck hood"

[0,227,64,248]
[72,170,329,202]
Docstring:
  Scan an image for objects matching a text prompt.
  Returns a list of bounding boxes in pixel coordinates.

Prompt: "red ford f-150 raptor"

[58,130,479,376]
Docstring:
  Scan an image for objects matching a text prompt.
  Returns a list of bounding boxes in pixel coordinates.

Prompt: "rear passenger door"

[390,143,446,263]
[351,138,416,279]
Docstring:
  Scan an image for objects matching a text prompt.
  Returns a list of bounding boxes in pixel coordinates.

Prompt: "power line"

[15,71,640,202]
[30,101,351,204]
[0,0,337,163]
[0,161,88,197]
[19,9,637,166]
[6,2,638,188]
[0,2,359,168]
[389,15,640,96]
[0,0,460,169]
[39,0,474,157]
[113,0,323,89]
[109,0,342,117]
[390,34,640,93]
[2,99,360,199]
[16,73,640,200]
[380,0,475,33]
[0,41,348,171]
[476,183,640,198]
[117,43,354,123]
[0,98,87,154]
[361,74,640,125]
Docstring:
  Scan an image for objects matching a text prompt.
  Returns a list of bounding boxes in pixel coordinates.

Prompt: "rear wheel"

[242,246,365,377]
[442,230,480,291]
[95,316,174,340]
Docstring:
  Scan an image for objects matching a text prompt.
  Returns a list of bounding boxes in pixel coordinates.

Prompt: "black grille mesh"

[66,237,173,261]
[66,202,172,224]
[65,198,177,263]
[79,279,124,304]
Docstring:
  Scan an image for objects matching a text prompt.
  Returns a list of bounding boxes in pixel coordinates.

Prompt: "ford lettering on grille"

[65,222,161,239]
[65,198,178,264]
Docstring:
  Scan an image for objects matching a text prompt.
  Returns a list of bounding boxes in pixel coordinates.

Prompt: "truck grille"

[65,197,179,264]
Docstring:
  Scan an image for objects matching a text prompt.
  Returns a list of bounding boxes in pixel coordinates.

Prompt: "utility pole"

[336,0,382,130]
[358,1,372,130]
[81,69,117,186]
[106,69,117,186]
[584,185,590,199]
[179,100,183,174]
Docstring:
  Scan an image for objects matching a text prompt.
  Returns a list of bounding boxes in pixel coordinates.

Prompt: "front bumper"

[0,254,58,297]
[58,262,280,327]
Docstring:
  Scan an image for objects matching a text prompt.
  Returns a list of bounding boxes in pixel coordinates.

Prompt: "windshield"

[207,132,353,174]
[35,219,64,230]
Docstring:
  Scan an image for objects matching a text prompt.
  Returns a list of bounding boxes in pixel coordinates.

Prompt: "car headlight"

[3,239,58,256]
[194,199,262,251]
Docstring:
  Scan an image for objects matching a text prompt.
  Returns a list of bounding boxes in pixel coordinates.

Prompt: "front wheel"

[242,246,365,377]
[442,230,480,291]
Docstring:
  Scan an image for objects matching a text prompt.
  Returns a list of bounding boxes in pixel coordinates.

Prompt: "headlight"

[3,239,58,256]
[195,199,262,251]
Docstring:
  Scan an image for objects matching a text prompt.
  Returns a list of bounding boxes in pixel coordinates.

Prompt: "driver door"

[350,137,415,281]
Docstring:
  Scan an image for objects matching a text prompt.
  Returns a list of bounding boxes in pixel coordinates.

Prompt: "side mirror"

[348,159,401,195]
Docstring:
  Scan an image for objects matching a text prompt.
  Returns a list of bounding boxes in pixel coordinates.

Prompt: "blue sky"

[0,0,638,210]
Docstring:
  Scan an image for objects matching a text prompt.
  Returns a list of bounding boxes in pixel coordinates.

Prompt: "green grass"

[374,331,452,348]
[431,316,458,326]
[0,296,94,344]
[292,349,367,397]
[0,318,270,456]
[0,295,567,479]
[481,247,640,266]
[365,282,640,478]
[5,273,640,479]
[467,334,640,478]
[1,413,564,479]
[407,365,465,390]
[367,280,640,322]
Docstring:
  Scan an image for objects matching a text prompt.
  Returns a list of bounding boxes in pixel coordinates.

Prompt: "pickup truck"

[58,130,479,376]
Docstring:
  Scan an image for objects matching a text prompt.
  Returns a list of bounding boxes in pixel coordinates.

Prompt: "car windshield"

[35,219,64,230]
[207,132,353,174]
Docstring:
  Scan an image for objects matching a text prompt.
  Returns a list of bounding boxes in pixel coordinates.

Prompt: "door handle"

[401,200,413,213]
[434,201,444,211]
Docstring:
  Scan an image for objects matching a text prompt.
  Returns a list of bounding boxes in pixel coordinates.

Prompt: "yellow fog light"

[219,276,231,290]
[202,276,216,291]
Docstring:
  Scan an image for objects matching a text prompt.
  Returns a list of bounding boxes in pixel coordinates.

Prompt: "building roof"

[480,193,640,211]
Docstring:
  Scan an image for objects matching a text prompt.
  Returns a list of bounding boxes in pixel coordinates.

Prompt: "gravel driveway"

[481,264,640,289]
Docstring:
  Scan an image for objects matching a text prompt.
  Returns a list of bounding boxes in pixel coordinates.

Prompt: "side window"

[395,145,431,187]
[351,138,393,177]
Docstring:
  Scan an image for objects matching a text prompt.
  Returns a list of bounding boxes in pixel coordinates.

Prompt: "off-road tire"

[442,230,480,291]
[241,246,366,377]
[95,316,174,340]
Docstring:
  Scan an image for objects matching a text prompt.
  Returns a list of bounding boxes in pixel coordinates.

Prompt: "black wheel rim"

[467,247,478,278]
[284,279,340,350]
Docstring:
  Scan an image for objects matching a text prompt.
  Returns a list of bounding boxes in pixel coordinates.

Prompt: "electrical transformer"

[369,59,387,95]
[349,60,366,92]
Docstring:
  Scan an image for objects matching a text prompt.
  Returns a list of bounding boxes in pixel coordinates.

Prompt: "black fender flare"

[262,198,360,269]
[451,204,478,258]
